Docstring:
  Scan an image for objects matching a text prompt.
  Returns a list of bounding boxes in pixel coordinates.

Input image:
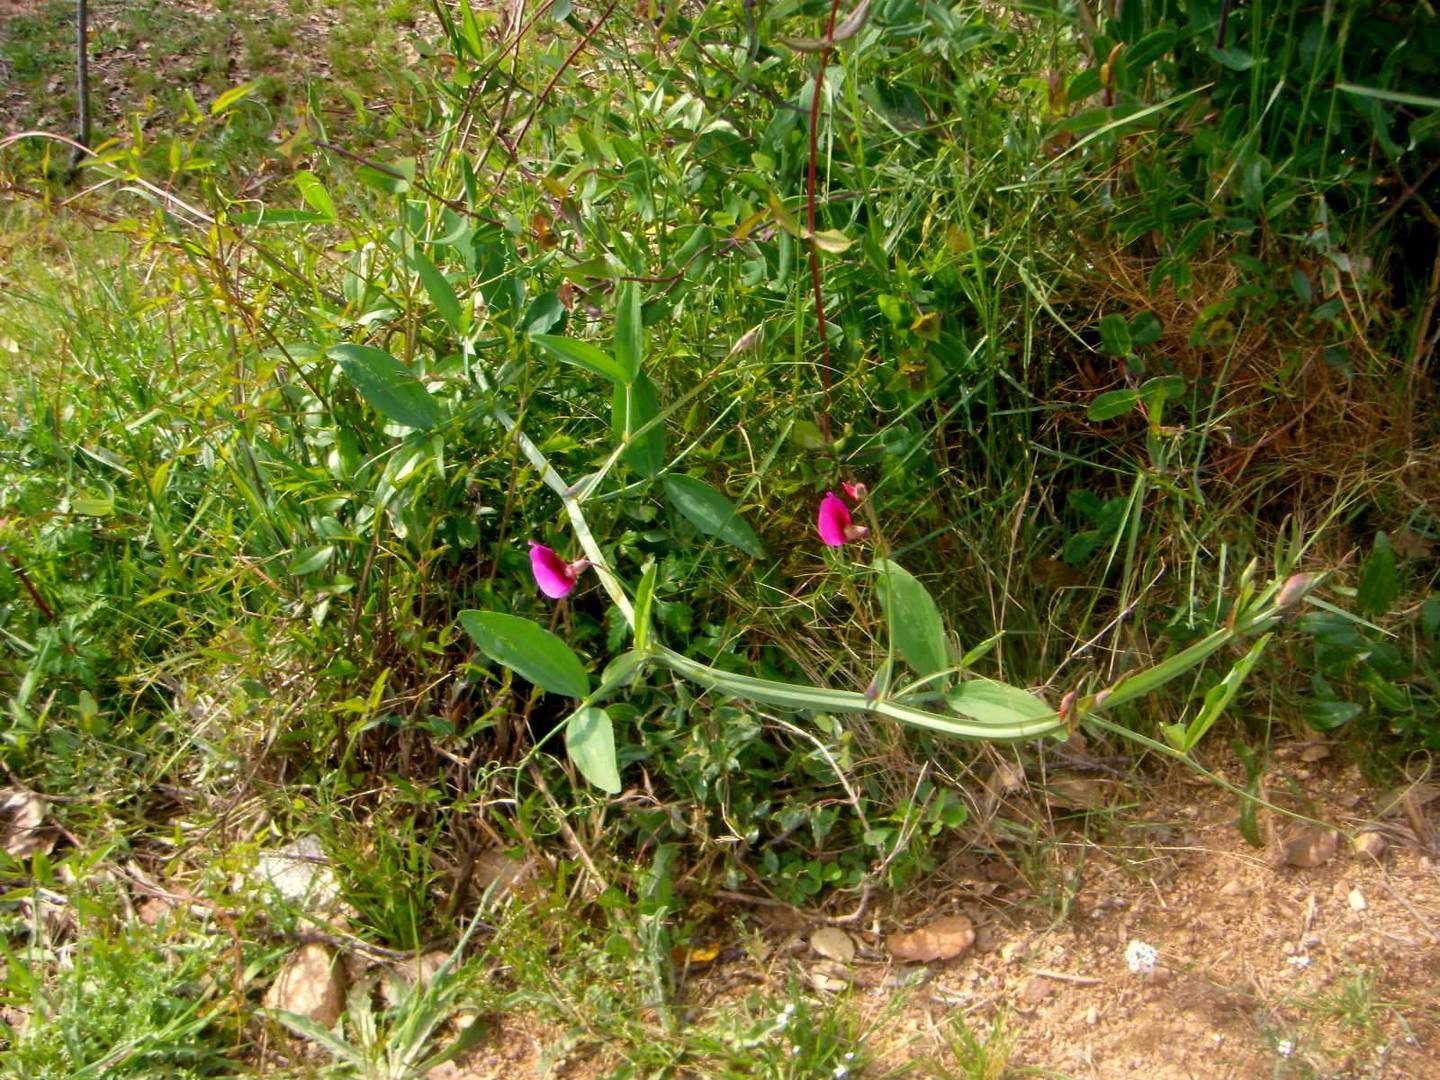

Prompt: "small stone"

[136,896,174,927]
[264,943,347,1028]
[810,926,857,964]
[1018,976,1053,1006]
[1282,827,1340,869]
[1299,743,1331,763]
[1353,832,1387,859]
[1085,1005,1100,1025]
[1219,878,1246,897]
[805,960,851,993]
[1143,966,1173,985]
[1000,939,1031,965]
[886,915,976,963]
[0,790,55,859]
[1347,888,1367,912]
[256,836,341,911]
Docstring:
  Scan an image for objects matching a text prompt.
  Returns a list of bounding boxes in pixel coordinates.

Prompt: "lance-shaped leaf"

[410,249,464,335]
[565,706,622,793]
[664,475,764,557]
[614,282,644,383]
[329,344,442,430]
[531,334,627,384]
[612,372,665,477]
[459,610,590,698]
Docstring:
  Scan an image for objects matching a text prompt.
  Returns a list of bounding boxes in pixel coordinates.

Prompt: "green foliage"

[0,915,240,1076]
[0,0,1437,1065]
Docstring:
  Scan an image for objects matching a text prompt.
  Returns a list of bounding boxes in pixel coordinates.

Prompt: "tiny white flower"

[1277,1039,1295,1057]
[1287,954,1311,969]
[1125,939,1158,975]
[832,1068,850,1080]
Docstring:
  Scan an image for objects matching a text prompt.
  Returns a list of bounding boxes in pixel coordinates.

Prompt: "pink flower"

[529,541,589,599]
[817,491,869,547]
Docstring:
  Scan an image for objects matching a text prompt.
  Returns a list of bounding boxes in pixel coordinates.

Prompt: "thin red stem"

[806,0,845,445]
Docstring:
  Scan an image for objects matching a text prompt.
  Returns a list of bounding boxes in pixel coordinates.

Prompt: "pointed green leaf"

[809,229,853,254]
[944,678,1055,726]
[1098,313,1132,356]
[663,475,764,557]
[1087,388,1140,421]
[611,372,665,477]
[329,344,442,430]
[210,81,261,116]
[1356,532,1398,617]
[632,562,658,652]
[565,706,622,793]
[459,610,590,698]
[875,558,949,680]
[957,631,1004,671]
[293,170,337,221]
[614,282,644,382]
[531,334,627,384]
[1175,633,1271,751]
[288,544,335,576]
[411,250,464,335]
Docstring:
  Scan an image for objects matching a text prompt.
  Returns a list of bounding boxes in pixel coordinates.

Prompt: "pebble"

[1354,832,1388,859]
[1018,976,1054,1006]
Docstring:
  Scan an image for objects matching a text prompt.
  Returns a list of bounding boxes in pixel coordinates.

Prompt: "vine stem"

[805,0,846,445]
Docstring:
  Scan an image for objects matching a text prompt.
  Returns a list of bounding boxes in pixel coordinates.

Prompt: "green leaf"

[809,229,853,254]
[956,631,1004,671]
[1129,311,1163,346]
[411,250,464,335]
[565,706,622,793]
[531,334,627,384]
[1098,313,1132,356]
[1301,699,1362,731]
[293,171,337,221]
[456,0,486,58]
[288,544,335,576]
[614,282,644,383]
[70,492,114,517]
[210,81,261,115]
[874,558,948,681]
[1357,532,1398,617]
[459,611,591,699]
[944,678,1054,726]
[611,373,665,477]
[1087,389,1140,421]
[267,1009,365,1065]
[1231,738,1266,848]
[663,475,764,557]
[1174,633,1271,751]
[356,158,414,196]
[633,562,658,652]
[329,344,442,431]
[1209,45,1255,71]
[1141,375,1187,401]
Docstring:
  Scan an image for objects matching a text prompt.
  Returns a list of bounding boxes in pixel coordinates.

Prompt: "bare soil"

[437,744,1440,1078]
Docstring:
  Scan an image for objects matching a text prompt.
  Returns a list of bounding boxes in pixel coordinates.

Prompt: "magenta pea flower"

[529,541,590,599]
[817,491,869,547]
